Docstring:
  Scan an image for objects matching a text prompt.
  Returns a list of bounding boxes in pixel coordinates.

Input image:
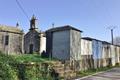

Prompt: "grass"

[11,54,51,63]
[0,52,56,80]
[77,66,113,77]
[10,54,59,63]
[0,52,54,64]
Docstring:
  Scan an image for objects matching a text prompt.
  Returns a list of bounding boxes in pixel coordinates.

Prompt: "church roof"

[0,24,23,34]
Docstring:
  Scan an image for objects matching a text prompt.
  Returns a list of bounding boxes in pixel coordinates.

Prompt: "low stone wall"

[10,62,59,80]
[68,57,114,71]
[9,61,78,80]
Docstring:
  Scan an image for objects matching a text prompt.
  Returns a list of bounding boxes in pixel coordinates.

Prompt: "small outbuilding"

[0,24,24,54]
[46,25,82,60]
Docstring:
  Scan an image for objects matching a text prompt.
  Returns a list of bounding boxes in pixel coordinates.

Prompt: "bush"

[0,53,18,80]
[0,62,18,80]
[0,53,56,80]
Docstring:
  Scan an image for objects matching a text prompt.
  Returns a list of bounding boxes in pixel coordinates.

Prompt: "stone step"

[54,68,64,72]
[59,72,76,78]
[53,66,70,70]
[50,61,62,65]
[55,69,75,75]
[52,64,64,68]
[46,61,76,78]
[53,66,74,72]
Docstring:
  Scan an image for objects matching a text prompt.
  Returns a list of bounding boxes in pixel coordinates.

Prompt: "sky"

[0,0,120,41]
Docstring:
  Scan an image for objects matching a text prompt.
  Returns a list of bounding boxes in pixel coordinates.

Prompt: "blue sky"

[0,0,120,41]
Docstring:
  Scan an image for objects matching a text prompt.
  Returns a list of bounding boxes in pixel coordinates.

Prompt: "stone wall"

[70,29,81,60]
[81,39,92,55]
[24,30,40,54]
[0,31,23,54]
[40,33,46,53]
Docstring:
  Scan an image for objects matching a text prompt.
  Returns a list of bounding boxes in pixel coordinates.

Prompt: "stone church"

[0,15,46,55]
[0,24,24,54]
[24,15,46,54]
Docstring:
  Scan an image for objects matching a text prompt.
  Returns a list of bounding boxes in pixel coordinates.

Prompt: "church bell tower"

[29,15,38,30]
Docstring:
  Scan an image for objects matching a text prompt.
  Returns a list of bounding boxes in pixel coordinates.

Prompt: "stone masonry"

[24,15,46,54]
[0,24,24,54]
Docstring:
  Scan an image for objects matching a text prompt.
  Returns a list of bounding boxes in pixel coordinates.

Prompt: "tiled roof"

[0,24,23,34]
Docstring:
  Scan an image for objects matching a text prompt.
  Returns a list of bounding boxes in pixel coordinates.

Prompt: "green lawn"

[12,54,51,63]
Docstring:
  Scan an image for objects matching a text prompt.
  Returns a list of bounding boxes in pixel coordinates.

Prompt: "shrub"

[0,53,56,80]
[0,53,18,80]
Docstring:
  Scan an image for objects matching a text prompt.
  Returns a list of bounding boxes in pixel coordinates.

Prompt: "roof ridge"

[0,24,23,33]
[46,25,82,32]
[0,24,17,28]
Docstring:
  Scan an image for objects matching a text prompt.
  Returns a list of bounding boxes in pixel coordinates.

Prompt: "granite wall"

[0,31,23,54]
[24,30,40,54]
